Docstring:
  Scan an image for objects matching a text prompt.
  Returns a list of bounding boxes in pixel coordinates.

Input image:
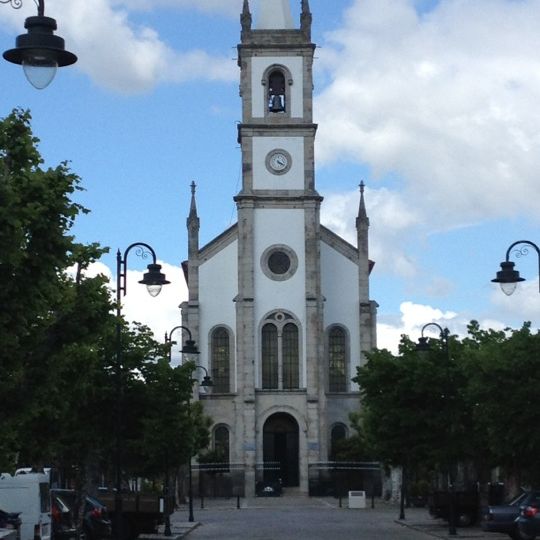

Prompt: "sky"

[1,0,539,355]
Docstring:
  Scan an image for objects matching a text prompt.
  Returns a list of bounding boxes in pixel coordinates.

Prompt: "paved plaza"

[167,495,510,540]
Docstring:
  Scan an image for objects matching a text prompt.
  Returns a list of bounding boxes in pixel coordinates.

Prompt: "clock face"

[266,149,292,175]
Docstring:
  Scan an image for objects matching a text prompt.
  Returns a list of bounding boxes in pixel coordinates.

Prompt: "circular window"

[268,251,291,274]
[261,245,298,281]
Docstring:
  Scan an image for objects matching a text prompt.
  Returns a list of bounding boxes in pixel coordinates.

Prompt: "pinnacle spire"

[357,181,369,227]
[189,181,198,219]
[301,0,312,39]
[241,0,252,34]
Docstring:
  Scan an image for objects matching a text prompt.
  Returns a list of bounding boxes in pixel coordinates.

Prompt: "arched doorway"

[263,413,299,487]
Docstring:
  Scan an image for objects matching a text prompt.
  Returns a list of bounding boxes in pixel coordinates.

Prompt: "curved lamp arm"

[416,322,450,353]
[0,0,44,16]
[116,242,170,316]
[165,325,199,361]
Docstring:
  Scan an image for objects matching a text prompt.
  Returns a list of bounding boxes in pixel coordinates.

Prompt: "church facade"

[181,0,378,496]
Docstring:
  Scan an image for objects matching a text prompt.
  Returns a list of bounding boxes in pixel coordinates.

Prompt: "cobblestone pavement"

[167,496,510,540]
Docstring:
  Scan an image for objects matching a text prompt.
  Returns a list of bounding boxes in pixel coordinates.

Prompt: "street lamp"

[416,323,457,537]
[115,242,169,540]
[186,364,213,523]
[2,0,77,89]
[164,325,199,362]
[491,240,540,296]
[161,325,200,534]
[164,327,213,524]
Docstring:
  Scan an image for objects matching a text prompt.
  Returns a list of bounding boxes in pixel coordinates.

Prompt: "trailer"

[96,492,168,540]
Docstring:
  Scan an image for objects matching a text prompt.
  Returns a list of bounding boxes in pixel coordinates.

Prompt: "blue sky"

[1,0,539,353]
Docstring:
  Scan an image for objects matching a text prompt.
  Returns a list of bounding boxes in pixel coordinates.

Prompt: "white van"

[0,472,51,540]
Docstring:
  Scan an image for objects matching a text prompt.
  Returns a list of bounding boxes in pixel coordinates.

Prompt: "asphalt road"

[170,496,508,540]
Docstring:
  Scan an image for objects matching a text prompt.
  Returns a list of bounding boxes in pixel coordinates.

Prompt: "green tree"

[0,109,211,484]
[357,321,540,492]
[0,108,109,471]
[463,321,540,485]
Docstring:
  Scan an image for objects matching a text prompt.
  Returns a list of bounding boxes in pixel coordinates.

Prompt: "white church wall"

[253,208,307,386]
[251,56,304,118]
[252,136,304,190]
[199,239,238,386]
[321,242,361,389]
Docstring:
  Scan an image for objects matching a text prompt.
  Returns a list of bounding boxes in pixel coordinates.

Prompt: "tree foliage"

[356,321,540,485]
[0,109,212,486]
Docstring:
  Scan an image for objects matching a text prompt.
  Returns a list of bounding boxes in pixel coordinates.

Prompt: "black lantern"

[138,263,170,297]
[2,1,77,89]
[492,240,539,296]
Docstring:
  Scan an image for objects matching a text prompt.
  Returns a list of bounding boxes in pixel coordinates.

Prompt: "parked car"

[516,491,540,540]
[481,490,531,538]
[50,491,111,540]
[0,507,22,534]
[51,494,77,540]
[428,489,479,527]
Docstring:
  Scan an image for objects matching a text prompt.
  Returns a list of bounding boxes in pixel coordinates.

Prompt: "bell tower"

[234,0,327,494]
[237,0,316,195]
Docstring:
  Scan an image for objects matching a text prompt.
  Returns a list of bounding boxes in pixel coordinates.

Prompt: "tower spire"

[256,0,294,29]
[189,180,198,218]
[356,181,369,227]
[187,181,200,258]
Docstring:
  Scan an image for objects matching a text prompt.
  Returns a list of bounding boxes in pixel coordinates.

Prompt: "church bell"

[269,94,285,113]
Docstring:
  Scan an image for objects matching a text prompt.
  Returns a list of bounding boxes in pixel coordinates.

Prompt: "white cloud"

[377,300,465,353]
[321,185,421,278]
[490,278,540,325]
[0,0,238,93]
[120,261,188,341]
[66,260,187,343]
[315,0,540,229]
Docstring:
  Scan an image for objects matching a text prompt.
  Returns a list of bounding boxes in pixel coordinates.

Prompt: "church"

[180,0,378,496]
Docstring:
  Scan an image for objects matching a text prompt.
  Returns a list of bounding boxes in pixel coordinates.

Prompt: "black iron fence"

[190,461,382,500]
[308,461,382,498]
[195,463,245,498]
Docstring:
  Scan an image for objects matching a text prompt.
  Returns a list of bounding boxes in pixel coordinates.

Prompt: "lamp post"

[165,327,213,523]
[161,325,200,534]
[416,323,457,537]
[115,243,169,540]
[491,240,540,296]
[2,0,77,89]
[185,364,213,523]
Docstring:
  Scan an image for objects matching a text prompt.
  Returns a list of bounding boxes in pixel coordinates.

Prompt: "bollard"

[237,495,240,509]
[200,495,204,509]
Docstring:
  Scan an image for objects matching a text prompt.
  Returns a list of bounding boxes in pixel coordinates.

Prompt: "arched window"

[268,69,286,113]
[282,323,299,389]
[211,327,230,393]
[261,312,300,390]
[328,326,347,392]
[262,323,278,389]
[330,423,347,460]
[214,425,230,463]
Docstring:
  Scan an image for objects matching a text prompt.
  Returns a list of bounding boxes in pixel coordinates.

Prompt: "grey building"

[181,0,377,496]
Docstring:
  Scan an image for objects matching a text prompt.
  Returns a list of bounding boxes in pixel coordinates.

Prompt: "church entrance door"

[263,413,299,487]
